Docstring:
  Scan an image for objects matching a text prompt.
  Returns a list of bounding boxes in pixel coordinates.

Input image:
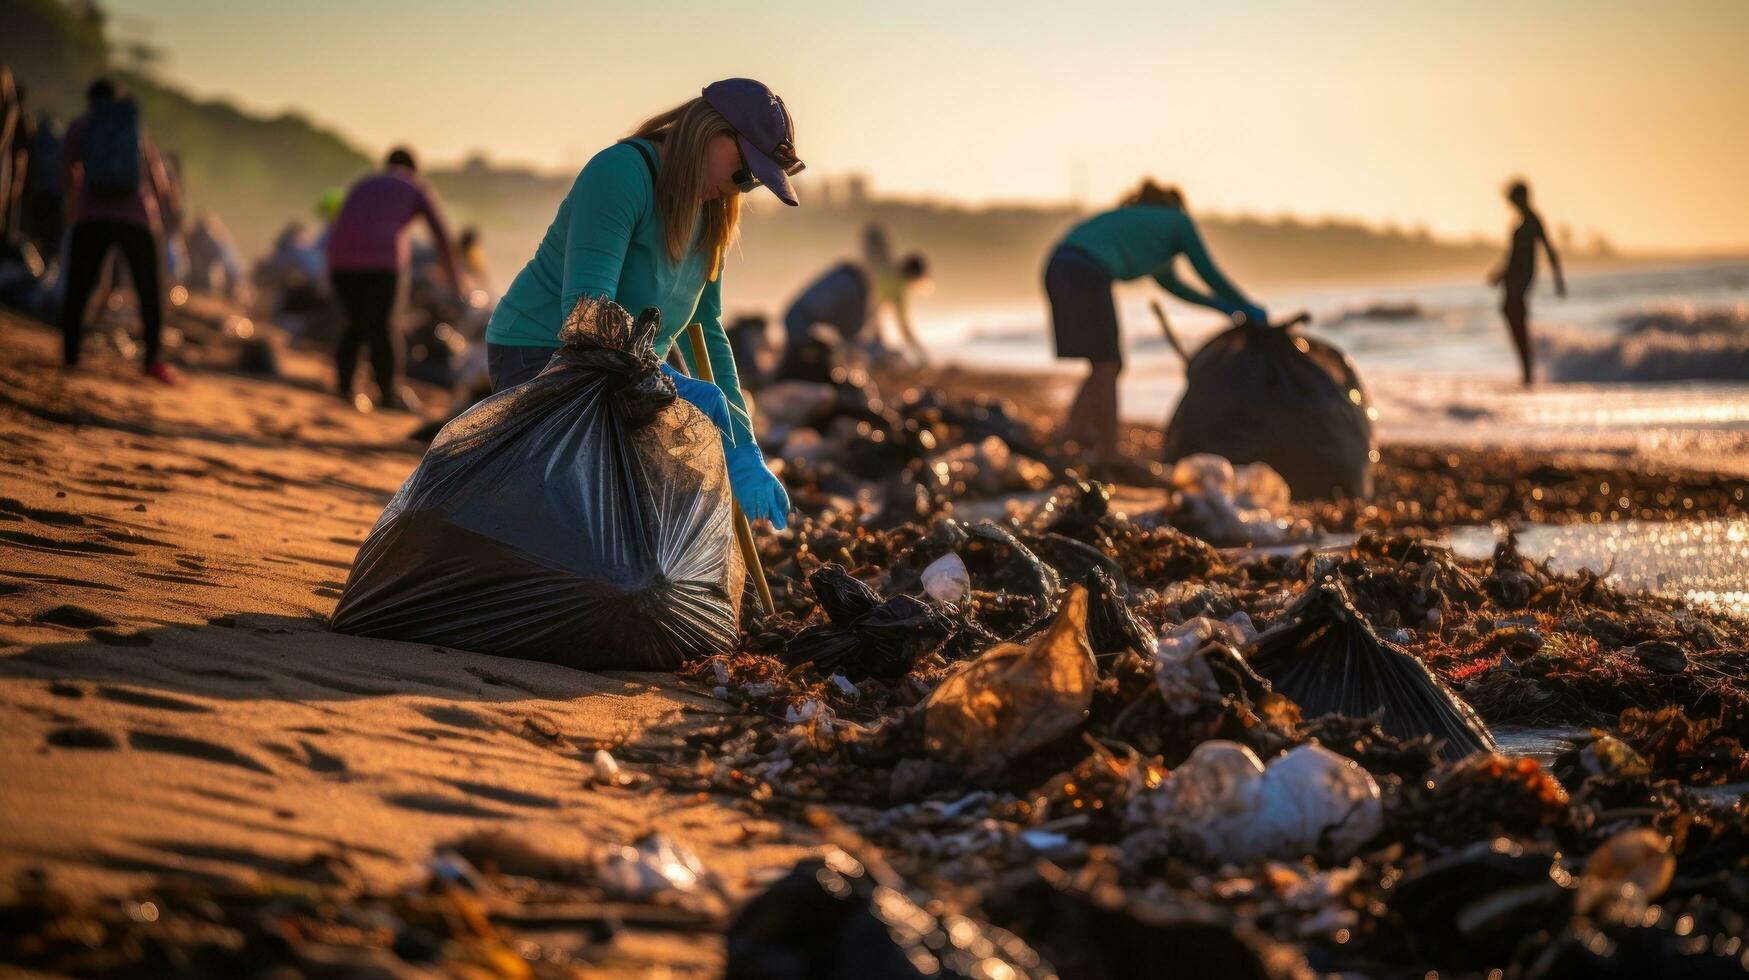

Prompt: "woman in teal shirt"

[486,78,803,528]
[1044,180,1266,468]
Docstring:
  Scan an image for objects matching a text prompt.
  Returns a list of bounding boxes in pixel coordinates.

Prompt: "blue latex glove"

[727,444,790,530]
[660,363,732,438]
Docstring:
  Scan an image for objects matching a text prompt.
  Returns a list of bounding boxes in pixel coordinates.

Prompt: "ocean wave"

[1537,306,1749,383]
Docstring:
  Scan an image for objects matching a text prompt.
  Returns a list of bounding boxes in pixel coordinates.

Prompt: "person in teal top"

[1044,179,1266,468]
[486,79,804,528]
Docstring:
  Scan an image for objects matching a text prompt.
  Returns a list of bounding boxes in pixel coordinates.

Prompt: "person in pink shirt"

[59,77,182,383]
[325,147,462,409]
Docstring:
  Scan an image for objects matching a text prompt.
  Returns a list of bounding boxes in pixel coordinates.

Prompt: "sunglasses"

[731,135,806,193]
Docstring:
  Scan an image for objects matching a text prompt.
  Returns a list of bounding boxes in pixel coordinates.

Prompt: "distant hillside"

[2,0,370,262]
[4,0,1655,326]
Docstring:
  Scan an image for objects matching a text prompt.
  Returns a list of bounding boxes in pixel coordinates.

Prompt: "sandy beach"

[2,297,1746,976]
[0,310,819,974]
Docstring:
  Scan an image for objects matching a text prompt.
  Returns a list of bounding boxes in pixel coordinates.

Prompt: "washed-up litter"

[1247,578,1496,761]
[725,846,1054,979]
[1161,313,1375,499]
[1132,740,1383,865]
[332,296,743,669]
[1168,453,1306,545]
[782,564,952,680]
[920,551,971,605]
[924,585,1097,775]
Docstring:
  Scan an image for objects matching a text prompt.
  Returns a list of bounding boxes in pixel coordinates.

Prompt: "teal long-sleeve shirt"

[486,139,752,447]
[1059,204,1256,316]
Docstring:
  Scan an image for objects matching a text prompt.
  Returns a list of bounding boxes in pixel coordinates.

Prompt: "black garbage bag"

[1082,568,1157,659]
[726,849,1054,980]
[783,565,951,680]
[1162,319,1375,499]
[331,297,743,669]
[985,874,1314,980]
[1246,579,1495,761]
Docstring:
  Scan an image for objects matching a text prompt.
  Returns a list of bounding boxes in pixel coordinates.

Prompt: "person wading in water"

[1490,179,1566,387]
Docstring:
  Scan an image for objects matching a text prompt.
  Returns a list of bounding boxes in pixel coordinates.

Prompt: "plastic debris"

[594,833,717,903]
[1575,827,1675,917]
[1135,740,1383,865]
[1247,579,1495,761]
[725,847,1054,980]
[782,565,952,680]
[924,585,1097,773]
[1168,453,1304,545]
[920,551,971,605]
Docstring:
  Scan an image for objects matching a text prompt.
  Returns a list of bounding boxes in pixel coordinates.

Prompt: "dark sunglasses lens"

[732,168,761,193]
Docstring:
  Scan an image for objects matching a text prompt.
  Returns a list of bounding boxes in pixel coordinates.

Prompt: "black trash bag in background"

[725,849,1054,980]
[332,297,743,670]
[1246,579,1495,762]
[782,565,951,680]
[1162,319,1375,499]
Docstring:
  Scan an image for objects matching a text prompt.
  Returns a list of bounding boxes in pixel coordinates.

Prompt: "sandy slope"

[0,312,815,973]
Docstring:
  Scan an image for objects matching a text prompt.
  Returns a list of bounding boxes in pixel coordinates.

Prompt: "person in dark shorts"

[325,147,462,409]
[1489,180,1565,387]
[58,77,182,383]
[1044,179,1265,465]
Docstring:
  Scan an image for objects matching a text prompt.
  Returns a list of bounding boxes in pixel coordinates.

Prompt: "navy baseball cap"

[701,78,803,206]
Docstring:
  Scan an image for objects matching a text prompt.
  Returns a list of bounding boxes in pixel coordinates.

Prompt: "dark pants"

[1045,245,1121,365]
[60,219,163,367]
[331,269,400,399]
[486,342,559,392]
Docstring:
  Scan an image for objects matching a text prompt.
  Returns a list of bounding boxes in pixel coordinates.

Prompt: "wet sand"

[2,306,1744,973]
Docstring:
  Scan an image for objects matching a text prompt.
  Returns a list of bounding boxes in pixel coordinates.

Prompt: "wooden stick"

[1149,300,1191,363]
[681,324,777,617]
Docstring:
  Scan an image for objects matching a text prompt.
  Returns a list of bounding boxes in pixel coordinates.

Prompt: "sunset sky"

[104,0,1749,252]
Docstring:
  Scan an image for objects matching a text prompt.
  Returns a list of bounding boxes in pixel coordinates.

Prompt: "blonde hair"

[1121,178,1185,210]
[629,97,741,281]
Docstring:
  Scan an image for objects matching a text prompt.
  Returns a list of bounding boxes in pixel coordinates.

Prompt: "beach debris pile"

[663,463,1749,976]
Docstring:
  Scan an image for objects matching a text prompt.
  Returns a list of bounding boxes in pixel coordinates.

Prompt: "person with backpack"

[1044,179,1266,468]
[58,77,181,381]
[485,78,803,529]
[325,147,463,410]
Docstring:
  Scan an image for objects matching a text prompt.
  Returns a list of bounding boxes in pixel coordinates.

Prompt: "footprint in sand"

[383,791,510,819]
[46,725,120,749]
[31,605,116,629]
[298,739,348,774]
[415,704,495,731]
[0,497,88,526]
[89,628,152,646]
[444,778,562,810]
[0,529,132,556]
[97,686,212,713]
[127,731,274,774]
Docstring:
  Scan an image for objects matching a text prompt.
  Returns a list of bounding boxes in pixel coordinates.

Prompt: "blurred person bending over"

[781,251,930,373]
[1044,179,1265,468]
[325,147,462,409]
